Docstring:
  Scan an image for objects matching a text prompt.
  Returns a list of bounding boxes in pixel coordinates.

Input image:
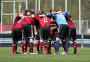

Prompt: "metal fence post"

[1,1,3,32]
[79,0,81,34]
[65,0,67,12]
[52,0,54,9]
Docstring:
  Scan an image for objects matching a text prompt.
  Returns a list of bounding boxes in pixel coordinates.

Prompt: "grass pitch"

[0,47,90,62]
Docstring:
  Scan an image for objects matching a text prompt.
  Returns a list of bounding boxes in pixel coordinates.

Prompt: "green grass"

[0,47,90,62]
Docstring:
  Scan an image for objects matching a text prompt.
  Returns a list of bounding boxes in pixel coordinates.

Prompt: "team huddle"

[12,9,77,55]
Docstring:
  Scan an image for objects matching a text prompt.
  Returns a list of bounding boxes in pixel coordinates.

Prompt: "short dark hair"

[38,10,44,15]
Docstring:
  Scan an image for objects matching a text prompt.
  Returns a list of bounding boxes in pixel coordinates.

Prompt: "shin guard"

[49,42,51,54]
[29,39,33,53]
[44,41,47,54]
[40,42,43,54]
[21,42,24,54]
[66,40,69,54]
[47,42,51,54]
[12,43,16,54]
[56,40,60,54]
[21,41,27,54]
[73,42,77,54]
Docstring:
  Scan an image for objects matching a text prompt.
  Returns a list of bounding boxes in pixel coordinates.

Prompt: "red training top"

[13,19,23,30]
[67,20,75,29]
[22,16,35,26]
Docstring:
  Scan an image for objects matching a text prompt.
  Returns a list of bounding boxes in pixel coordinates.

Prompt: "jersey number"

[44,18,48,22]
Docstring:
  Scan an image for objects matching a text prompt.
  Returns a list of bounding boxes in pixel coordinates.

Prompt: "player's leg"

[12,41,17,54]
[39,28,44,54]
[62,40,66,53]
[60,24,69,54]
[73,41,77,54]
[65,39,69,54]
[55,26,61,55]
[53,33,57,53]
[40,40,43,54]
[12,28,22,54]
[47,41,51,54]
[22,24,29,54]
[70,28,77,54]
[65,25,69,54]
[29,38,34,54]
[58,25,66,54]
[56,36,60,55]
[43,29,47,54]
[54,42,56,53]
[12,29,16,54]
[44,41,47,54]
[42,26,51,54]
[46,27,51,54]
[28,24,34,54]
[35,29,40,54]
[36,40,40,54]
[21,38,28,54]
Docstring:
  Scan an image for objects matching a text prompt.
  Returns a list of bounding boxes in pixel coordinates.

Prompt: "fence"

[0,0,27,32]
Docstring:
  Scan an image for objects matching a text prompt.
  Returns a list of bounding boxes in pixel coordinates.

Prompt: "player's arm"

[50,26,57,30]
[45,13,52,17]
[34,25,37,35]
[32,19,37,35]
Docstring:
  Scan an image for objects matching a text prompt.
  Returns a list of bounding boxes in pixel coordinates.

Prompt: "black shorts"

[12,28,22,42]
[58,24,69,39]
[69,28,76,41]
[39,26,50,41]
[23,24,34,38]
[50,33,57,41]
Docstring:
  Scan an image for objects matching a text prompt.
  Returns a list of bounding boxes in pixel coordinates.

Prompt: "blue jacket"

[46,13,68,26]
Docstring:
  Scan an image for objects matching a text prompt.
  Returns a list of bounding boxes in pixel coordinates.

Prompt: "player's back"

[13,19,23,29]
[55,14,68,26]
[67,20,75,29]
[39,17,50,27]
[22,16,35,25]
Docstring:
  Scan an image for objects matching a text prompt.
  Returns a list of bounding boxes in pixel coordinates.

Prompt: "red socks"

[43,41,51,54]
[73,42,77,54]
[49,42,51,54]
[44,42,47,54]
[47,42,51,54]
[21,41,27,54]
[12,43,17,54]
[29,42,33,53]
[40,42,43,54]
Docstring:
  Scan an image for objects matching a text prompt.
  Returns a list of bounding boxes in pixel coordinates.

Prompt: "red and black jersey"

[65,14,75,29]
[34,15,40,31]
[12,14,22,30]
[22,16,35,26]
[34,15,50,27]
[34,14,40,21]
[50,22,57,34]
[67,20,75,29]
[12,19,24,30]
[39,17,50,27]
[13,14,21,26]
